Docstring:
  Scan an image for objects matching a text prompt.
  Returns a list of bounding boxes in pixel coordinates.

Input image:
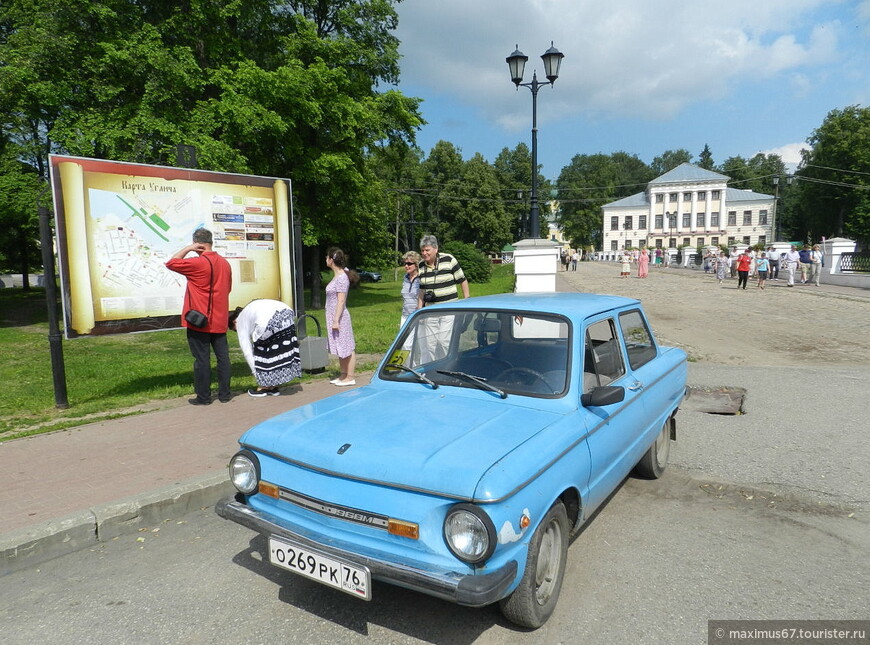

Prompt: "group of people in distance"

[712,244,824,290]
[166,229,468,405]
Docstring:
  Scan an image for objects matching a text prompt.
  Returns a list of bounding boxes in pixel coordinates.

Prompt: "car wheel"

[499,500,568,629]
[634,417,671,479]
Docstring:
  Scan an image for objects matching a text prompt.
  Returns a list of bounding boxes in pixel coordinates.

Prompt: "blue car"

[217,293,687,628]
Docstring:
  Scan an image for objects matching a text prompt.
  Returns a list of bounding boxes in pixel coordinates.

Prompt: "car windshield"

[380,309,570,397]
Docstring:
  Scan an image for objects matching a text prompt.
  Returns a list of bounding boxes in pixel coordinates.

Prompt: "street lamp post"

[506,42,564,239]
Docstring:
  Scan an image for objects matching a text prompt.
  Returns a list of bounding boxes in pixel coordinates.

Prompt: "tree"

[494,144,533,239]
[719,153,785,194]
[794,105,870,244]
[698,144,714,170]
[0,0,423,287]
[650,149,692,177]
[556,152,652,249]
[0,150,42,287]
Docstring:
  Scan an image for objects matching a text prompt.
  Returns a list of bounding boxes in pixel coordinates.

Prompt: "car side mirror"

[581,386,625,408]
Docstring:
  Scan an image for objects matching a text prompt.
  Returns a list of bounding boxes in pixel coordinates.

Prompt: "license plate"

[268,536,371,600]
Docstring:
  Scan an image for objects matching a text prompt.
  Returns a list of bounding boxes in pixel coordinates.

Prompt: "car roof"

[426,292,640,319]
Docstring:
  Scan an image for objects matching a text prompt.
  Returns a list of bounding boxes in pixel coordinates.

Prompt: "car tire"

[634,417,672,479]
[499,500,569,629]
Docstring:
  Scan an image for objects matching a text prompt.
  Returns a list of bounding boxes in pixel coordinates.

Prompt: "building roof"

[648,163,729,185]
[601,192,648,209]
[725,187,773,201]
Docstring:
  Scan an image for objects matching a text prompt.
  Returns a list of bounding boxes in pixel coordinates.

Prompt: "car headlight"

[443,503,496,564]
[229,450,260,494]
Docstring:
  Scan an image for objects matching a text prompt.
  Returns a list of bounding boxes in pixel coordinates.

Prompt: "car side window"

[584,319,625,391]
[618,309,657,370]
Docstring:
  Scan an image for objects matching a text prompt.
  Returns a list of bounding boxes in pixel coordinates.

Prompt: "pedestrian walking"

[808,244,823,286]
[756,253,770,290]
[736,249,752,290]
[784,245,801,287]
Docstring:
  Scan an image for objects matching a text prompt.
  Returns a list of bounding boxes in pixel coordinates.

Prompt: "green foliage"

[793,105,870,244]
[556,151,652,248]
[650,149,692,177]
[442,241,492,283]
[698,144,715,170]
[0,0,423,260]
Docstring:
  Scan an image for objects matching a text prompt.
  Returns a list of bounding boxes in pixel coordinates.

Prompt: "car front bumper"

[215,496,518,607]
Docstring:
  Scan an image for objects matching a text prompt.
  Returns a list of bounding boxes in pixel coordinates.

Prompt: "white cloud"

[396,0,843,129]
[758,142,808,169]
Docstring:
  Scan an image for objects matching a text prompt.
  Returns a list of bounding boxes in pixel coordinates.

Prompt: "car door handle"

[628,381,643,391]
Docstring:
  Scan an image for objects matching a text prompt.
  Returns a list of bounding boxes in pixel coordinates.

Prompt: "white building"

[601,163,775,253]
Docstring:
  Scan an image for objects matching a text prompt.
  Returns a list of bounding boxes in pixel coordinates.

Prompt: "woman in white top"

[229,299,301,397]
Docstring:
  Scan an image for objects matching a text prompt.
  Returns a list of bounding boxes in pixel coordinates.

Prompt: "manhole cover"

[683,386,746,415]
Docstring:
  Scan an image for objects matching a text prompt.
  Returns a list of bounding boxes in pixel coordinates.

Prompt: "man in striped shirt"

[416,235,470,309]
[415,235,470,361]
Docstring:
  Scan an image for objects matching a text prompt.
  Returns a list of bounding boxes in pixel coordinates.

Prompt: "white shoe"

[334,379,356,387]
[329,378,342,384]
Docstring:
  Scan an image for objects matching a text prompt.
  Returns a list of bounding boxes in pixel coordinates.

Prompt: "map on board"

[86,187,275,320]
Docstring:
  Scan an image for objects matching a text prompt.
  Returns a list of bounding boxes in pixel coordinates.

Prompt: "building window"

[697,238,705,247]
[639,238,647,248]
[669,193,678,201]
[655,194,664,203]
[711,212,720,227]
[743,211,752,225]
[625,239,632,249]
[743,236,751,245]
[727,211,737,226]
[655,214,663,229]
[682,213,690,227]
[758,235,766,246]
[669,237,676,248]
[698,191,706,200]
[624,216,633,230]
[682,237,691,246]
[611,240,618,251]
[683,192,692,201]
[695,213,704,229]
[711,236,719,246]
[727,236,735,246]
[638,215,647,229]
[759,209,768,225]
[655,239,663,248]
[712,190,720,200]
[668,213,677,228]
[610,216,619,231]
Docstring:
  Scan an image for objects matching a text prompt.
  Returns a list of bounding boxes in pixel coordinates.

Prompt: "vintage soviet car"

[217,293,687,628]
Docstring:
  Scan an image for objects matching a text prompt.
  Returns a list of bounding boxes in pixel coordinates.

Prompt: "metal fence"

[839,252,870,273]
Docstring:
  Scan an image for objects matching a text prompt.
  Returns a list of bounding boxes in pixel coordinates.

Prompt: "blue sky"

[393,0,870,179]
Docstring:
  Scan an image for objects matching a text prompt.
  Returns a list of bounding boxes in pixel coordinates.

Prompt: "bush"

[442,241,492,283]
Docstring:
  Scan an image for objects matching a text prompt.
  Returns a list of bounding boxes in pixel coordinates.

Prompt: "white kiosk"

[513,238,560,293]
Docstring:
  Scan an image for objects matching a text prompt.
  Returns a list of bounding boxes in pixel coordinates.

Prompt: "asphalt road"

[2,465,865,645]
[3,359,867,644]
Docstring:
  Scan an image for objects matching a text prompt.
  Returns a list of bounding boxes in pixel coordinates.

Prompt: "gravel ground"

[557,261,870,366]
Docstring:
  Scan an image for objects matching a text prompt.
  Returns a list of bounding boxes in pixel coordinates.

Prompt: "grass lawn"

[0,264,515,440]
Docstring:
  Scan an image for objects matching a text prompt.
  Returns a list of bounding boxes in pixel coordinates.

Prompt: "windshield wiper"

[384,364,438,389]
[436,370,506,399]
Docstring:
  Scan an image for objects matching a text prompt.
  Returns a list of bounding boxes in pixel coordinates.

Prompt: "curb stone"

[1,472,233,577]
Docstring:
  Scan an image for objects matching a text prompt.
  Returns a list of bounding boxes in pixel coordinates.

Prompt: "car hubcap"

[534,519,562,605]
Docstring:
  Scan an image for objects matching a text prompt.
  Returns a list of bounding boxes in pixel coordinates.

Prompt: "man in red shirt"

[166,228,233,405]
[735,249,753,290]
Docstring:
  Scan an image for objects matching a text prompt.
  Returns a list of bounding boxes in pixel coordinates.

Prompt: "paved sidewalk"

[0,377,365,575]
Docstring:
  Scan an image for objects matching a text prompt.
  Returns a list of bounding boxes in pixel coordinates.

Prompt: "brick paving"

[0,378,362,534]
